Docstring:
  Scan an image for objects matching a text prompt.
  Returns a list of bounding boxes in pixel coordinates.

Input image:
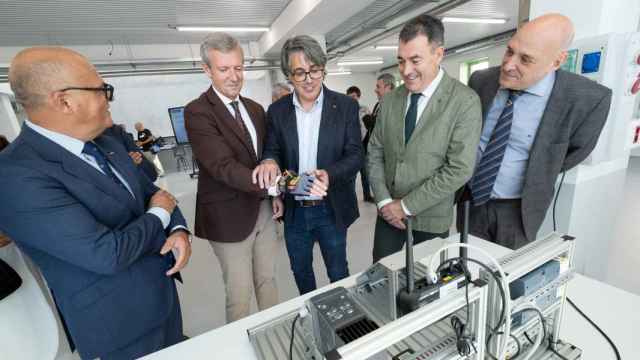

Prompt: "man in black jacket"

[252,35,363,294]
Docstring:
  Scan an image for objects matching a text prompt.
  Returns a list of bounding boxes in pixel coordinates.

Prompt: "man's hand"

[272,196,284,220]
[0,232,12,248]
[135,141,142,147]
[128,151,143,165]
[150,189,177,214]
[161,230,192,276]
[380,200,407,229]
[308,169,329,197]
[252,160,281,189]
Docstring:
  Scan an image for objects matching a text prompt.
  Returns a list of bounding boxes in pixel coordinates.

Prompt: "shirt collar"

[525,71,556,97]
[211,85,240,106]
[410,67,444,99]
[293,87,324,112]
[25,119,85,157]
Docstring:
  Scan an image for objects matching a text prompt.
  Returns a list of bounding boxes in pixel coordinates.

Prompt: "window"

[459,57,489,85]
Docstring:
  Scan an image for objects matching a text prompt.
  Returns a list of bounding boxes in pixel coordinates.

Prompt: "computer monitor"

[168,106,189,145]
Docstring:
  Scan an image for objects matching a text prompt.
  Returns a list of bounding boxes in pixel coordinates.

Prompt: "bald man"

[0,47,191,359]
[457,14,612,249]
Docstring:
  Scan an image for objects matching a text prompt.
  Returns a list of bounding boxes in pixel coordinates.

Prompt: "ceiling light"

[442,17,507,24]
[337,60,384,66]
[327,71,352,76]
[175,26,269,32]
[374,45,398,50]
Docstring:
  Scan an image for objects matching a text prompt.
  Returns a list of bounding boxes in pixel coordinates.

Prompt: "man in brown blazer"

[184,32,282,323]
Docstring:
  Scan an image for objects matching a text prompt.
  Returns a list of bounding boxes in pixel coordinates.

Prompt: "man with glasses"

[0,47,191,359]
[252,35,364,295]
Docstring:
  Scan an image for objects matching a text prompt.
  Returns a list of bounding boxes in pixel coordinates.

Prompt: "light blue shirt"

[293,88,324,200]
[477,71,556,199]
[25,120,172,229]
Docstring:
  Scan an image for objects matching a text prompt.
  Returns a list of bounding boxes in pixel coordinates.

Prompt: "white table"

[143,236,639,360]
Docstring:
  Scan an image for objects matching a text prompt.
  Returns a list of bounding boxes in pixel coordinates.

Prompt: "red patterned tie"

[230,101,257,161]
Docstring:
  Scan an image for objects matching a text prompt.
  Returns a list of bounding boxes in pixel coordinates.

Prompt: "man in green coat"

[367,15,482,262]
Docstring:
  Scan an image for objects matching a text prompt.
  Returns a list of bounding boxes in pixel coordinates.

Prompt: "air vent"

[336,318,379,344]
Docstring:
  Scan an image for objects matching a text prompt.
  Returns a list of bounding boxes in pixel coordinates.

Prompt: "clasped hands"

[379,199,408,230]
[149,189,191,276]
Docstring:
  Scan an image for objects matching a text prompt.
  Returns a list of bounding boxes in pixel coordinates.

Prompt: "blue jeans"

[284,203,349,294]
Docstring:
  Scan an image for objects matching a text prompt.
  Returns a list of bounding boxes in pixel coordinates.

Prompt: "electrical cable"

[552,171,566,232]
[437,257,507,334]
[510,305,546,360]
[450,263,477,356]
[289,313,301,360]
[567,297,621,360]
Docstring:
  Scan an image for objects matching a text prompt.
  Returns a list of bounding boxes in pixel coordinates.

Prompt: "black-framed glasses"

[290,68,325,82]
[58,83,114,102]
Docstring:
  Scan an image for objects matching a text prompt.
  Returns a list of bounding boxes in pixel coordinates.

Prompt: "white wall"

[441,45,506,82]
[324,71,379,110]
[107,71,272,138]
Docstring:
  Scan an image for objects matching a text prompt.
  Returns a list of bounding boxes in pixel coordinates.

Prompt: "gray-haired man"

[184,32,282,323]
[252,35,364,294]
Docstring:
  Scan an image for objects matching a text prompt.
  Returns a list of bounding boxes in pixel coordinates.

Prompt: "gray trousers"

[456,199,530,250]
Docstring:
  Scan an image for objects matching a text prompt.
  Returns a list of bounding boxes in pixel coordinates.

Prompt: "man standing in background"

[346,85,373,202]
[458,14,611,249]
[135,121,165,177]
[367,15,482,263]
[184,32,282,323]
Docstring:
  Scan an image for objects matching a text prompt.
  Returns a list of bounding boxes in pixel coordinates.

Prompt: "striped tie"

[470,90,522,206]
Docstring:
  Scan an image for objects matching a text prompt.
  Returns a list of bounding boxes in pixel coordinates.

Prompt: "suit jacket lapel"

[524,71,567,182]
[317,87,336,169]
[239,96,262,158]
[480,68,501,122]
[94,136,144,214]
[408,73,452,146]
[206,88,256,159]
[22,126,139,213]
[284,97,300,172]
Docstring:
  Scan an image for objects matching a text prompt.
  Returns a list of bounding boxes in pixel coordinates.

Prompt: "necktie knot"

[82,141,101,157]
[410,92,422,104]
[230,100,240,112]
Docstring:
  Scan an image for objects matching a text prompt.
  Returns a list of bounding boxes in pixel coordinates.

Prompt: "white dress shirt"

[25,120,174,229]
[211,86,258,154]
[377,68,445,215]
[293,88,324,200]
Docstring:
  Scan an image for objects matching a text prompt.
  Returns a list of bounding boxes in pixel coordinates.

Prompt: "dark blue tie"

[470,90,522,205]
[404,93,422,145]
[82,142,127,190]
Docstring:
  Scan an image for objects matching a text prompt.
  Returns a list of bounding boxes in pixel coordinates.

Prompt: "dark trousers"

[360,165,372,200]
[456,199,529,250]
[102,282,184,360]
[284,202,349,295]
[372,216,449,263]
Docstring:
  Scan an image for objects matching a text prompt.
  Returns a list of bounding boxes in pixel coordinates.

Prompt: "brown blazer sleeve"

[184,103,266,196]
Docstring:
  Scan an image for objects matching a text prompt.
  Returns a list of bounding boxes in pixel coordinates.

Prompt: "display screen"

[168,107,189,144]
[581,51,602,74]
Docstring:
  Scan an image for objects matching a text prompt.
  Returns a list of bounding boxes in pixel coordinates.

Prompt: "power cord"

[289,313,301,360]
[566,297,621,360]
[450,263,477,356]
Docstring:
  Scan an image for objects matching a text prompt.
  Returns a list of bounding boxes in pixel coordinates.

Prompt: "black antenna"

[405,217,415,294]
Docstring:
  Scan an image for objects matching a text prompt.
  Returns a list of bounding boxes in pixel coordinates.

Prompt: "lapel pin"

[332,104,336,109]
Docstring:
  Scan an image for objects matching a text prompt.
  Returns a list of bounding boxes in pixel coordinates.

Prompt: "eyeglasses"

[290,68,325,82]
[58,83,114,102]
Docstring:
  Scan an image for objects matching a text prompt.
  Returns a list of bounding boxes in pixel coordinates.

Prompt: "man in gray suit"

[367,15,482,262]
[458,14,612,249]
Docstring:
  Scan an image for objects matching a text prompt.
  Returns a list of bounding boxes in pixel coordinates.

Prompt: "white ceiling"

[0,0,518,72]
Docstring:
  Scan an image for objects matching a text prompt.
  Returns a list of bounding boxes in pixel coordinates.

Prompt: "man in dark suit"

[184,32,283,323]
[458,14,612,249]
[0,47,191,359]
[103,123,159,182]
[253,35,364,294]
